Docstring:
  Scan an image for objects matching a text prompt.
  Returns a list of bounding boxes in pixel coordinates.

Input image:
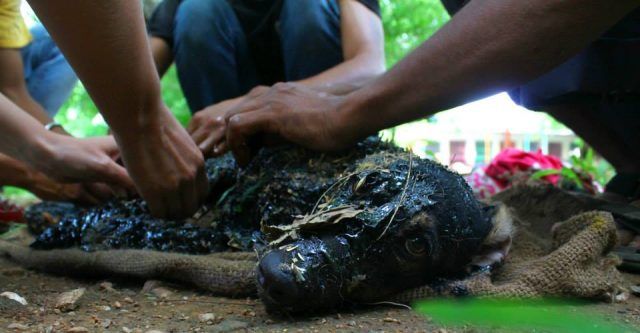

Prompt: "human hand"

[113,107,209,219]
[187,97,244,157]
[0,150,122,205]
[27,171,123,205]
[223,83,357,166]
[28,134,134,191]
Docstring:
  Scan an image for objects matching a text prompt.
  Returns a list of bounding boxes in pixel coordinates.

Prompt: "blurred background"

[17,0,615,187]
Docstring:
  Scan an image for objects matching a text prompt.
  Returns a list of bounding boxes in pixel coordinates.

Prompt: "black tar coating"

[257,148,493,313]
[29,138,387,252]
[26,138,493,312]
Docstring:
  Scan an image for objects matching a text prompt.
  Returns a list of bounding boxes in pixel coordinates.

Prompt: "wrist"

[23,130,63,172]
[334,90,381,143]
[0,157,34,188]
[103,94,168,139]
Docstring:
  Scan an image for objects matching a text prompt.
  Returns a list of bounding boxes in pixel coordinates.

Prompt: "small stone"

[122,327,132,333]
[55,288,85,312]
[99,305,112,311]
[124,297,135,303]
[7,323,29,330]
[630,285,640,296]
[151,287,172,299]
[114,301,122,309]
[141,280,163,293]
[209,319,249,333]
[67,327,89,332]
[144,331,166,333]
[198,313,216,323]
[383,317,400,324]
[616,291,630,302]
[102,319,112,329]
[99,282,116,292]
[1,292,27,305]
[1,268,25,277]
[242,310,256,317]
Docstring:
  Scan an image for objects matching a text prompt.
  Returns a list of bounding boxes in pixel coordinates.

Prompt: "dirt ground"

[1,255,640,333]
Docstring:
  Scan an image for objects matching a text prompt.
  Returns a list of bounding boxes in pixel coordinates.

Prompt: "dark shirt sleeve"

[147,0,183,48]
[440,0,468,16]
[356,0,380,17]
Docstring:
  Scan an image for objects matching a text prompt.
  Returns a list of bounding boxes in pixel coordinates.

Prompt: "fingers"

[165,191,183,220]
[93,136,121,160]
[196,163,210,201]
[226,109,276,166]
[224,89,268,124]
[146,191,167,218]
[73,185,103,206]
[213,141,228,156]
[197,126,226,157]
[97,159,136,191]
[188,112,227,157]
[186,116,199,134]
[82,182,114,202]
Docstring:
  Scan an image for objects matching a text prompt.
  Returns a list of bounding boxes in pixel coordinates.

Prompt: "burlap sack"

[0,241,257,297]
[0,187,626,304]
[392,211,624,303]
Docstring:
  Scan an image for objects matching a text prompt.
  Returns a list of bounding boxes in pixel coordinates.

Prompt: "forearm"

[340,0,640,138]
[0,86,52,125]
[0,153,35,188]
[150,37,174,78]
[296,55,385,95]
[27,0,165,137]
[296,0,385,95]
[0,48,53,125]
[0,93,53,164]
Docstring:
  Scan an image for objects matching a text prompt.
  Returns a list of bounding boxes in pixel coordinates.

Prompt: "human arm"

[27,0,208,218]
[0,92,133,189]
[0,48,60,129]
[0,152,116,205]
[221,0,640,164]
[150,37,173,78]
[295,0,385,95]
[147,0,182,77]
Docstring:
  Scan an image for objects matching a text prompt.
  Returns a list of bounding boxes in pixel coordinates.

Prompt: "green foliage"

[160,66,191,126]
[570,140,615,186]
[531,168,584,189]
[564,139,614,186]
[530,139,615,189]
[56,66,191,138]
[381,0,450,66]
[416,298,634,332]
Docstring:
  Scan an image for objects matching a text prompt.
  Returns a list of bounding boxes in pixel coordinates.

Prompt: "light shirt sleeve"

[0,0,32,48]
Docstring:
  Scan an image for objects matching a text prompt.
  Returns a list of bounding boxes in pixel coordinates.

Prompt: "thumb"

[98,159,136,192]
[93,136,121,160]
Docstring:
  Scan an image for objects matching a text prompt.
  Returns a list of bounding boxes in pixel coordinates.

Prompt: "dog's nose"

[257,250,301,306]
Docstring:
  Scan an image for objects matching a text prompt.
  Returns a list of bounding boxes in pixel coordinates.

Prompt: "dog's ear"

[469,203,514,268]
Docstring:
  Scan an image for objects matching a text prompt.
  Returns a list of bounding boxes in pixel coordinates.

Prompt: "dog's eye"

[404,237,429,257]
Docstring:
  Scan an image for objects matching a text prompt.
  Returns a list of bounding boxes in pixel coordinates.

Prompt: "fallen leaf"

[55,288,85,312]
[0,291,27,305]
